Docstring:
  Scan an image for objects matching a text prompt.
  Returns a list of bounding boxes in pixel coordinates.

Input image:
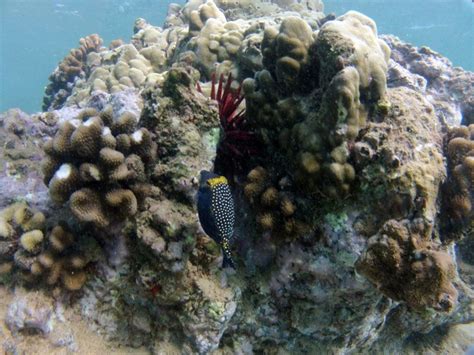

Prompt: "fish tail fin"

[222,250,235,269]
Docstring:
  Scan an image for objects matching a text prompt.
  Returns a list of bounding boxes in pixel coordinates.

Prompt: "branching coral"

[31,223,89,291]
[43,34,103,111]
[42,107,155,228]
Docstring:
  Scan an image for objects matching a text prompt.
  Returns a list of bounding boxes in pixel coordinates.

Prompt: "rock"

[383,34,474,125]
[5,292,54,335]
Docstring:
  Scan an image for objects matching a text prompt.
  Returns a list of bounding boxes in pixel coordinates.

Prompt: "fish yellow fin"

[207,176,228,187]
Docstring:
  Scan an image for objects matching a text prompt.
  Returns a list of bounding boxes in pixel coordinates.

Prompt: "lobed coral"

[180,2,246,79]
[440,124,474,241]
[43,34,104,111]
[0,202,46,275]
[356,219,458,312]
[243,166,309,239]
[42,107,155,227]
[261,16,316,94]
[243,11,390,197]
[55,19,187,108]
[0,202,89,291]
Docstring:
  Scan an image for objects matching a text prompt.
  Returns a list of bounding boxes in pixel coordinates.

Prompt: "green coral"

[324,212,349,233]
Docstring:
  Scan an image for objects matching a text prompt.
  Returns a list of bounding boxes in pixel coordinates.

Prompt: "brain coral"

[42,107,155,227]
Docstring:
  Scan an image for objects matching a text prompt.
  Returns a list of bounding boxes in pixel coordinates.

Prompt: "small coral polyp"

[42,107,155,228]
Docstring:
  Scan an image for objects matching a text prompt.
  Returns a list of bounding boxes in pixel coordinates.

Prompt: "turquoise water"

[0,0,184,113]
[0,0,472,113]
[325,0,473,70]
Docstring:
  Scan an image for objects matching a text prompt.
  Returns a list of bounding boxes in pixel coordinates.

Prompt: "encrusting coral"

[42,107,155,227]
[356,219,458,312]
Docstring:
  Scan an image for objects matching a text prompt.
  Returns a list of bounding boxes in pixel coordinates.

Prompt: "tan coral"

[243,166,307,239]
[49,225,75,252]
[20,230,44,253]
[105,189,138,217]
[70,188,110,228]
[441,124,474,241]
[43,107,154,228]
[356,219,458,312]
[48,164,81,203]
[43,34,103,110]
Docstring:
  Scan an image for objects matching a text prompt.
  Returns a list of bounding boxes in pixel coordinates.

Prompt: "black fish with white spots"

[197,170,235,268]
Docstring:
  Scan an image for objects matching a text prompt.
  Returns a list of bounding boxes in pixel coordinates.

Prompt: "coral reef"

[0,202,90,291]
[383,34,474,126]
[43,34,104,111]
[440,124,474,241]
[1,0,473,354]
[74,66,239,352]
[42,107,155,227]
[356,219,458,312]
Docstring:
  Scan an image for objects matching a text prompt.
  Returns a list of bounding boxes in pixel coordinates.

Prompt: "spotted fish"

[197,170,235,268]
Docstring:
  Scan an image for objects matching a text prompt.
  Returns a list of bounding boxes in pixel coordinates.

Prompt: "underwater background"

[0,0,472,113]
